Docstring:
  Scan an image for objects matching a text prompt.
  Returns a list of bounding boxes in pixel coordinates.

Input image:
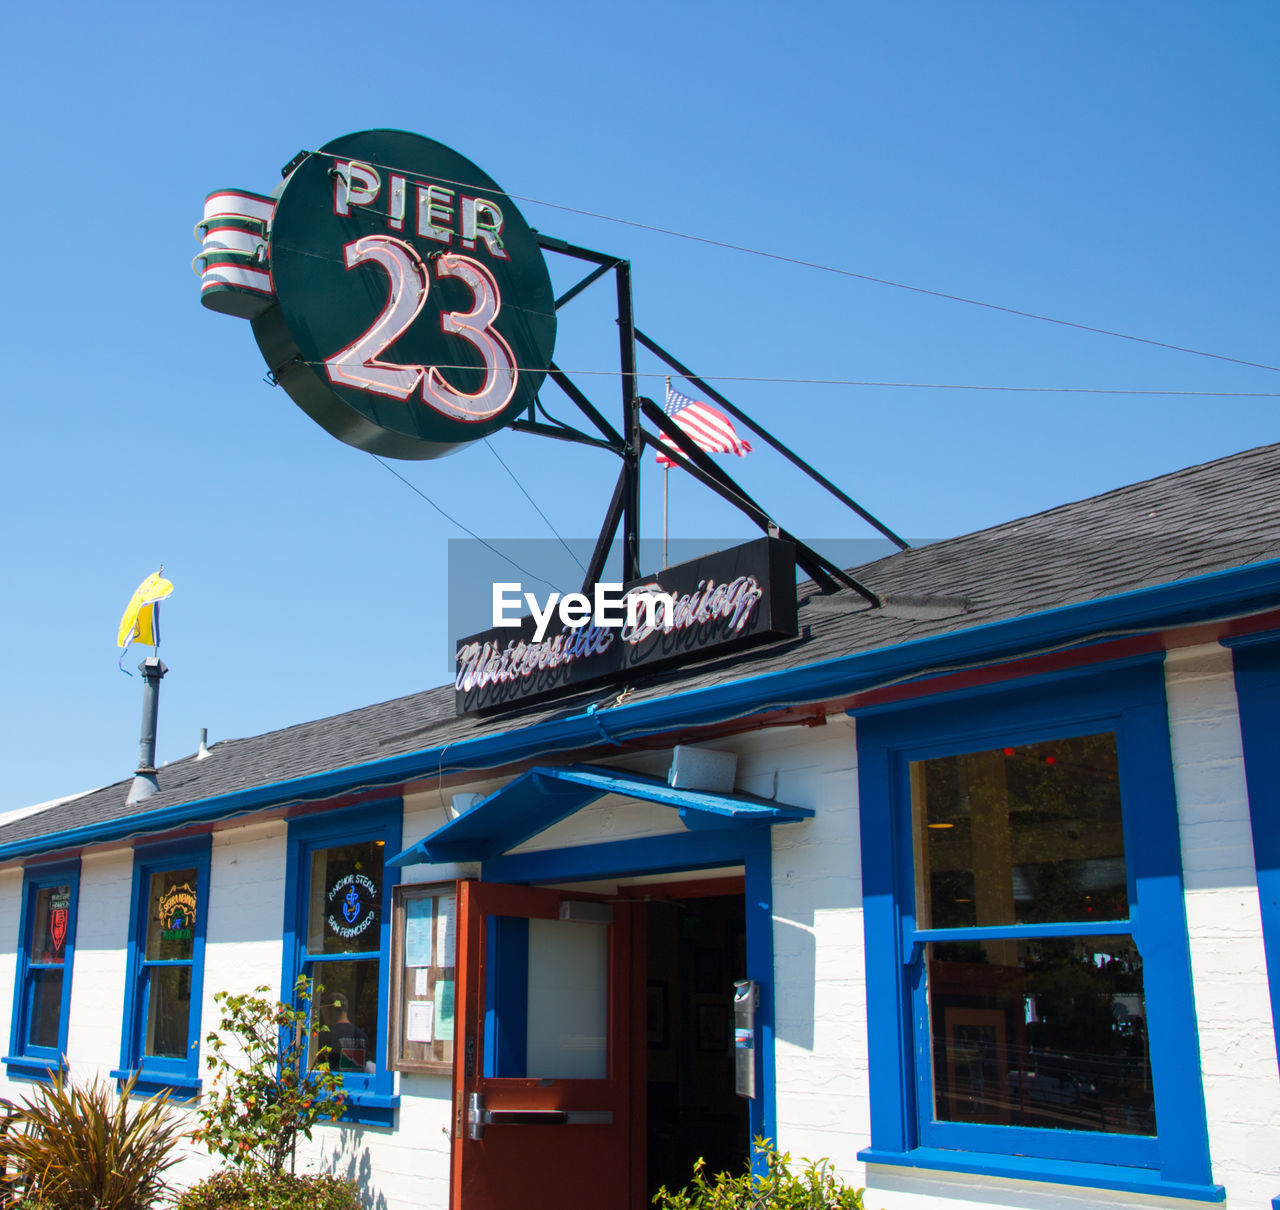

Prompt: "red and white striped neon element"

[194,191,275,298]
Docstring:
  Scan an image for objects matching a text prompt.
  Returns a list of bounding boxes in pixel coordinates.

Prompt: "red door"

[451,880,639,1210]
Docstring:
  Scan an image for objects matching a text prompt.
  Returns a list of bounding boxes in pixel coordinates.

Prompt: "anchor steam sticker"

[327,872,378,940]
[196,129,557,460]
[158,883,197,943]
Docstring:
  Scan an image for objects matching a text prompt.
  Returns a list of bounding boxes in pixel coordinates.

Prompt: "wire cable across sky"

[303,360,1280,399]
[305,147,1280,378]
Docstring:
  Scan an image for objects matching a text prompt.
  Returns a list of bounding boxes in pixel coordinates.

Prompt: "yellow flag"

[117,571,174,654]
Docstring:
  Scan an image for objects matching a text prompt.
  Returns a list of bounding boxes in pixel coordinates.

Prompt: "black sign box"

[455,537,798,714]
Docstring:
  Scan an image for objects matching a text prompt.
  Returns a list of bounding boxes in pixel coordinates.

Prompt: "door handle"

[467,1093,612,1139]
[486,1109,570,1126]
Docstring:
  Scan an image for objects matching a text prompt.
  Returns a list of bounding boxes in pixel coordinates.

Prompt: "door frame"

[450,880,636,1210]
[479,826,778,1158]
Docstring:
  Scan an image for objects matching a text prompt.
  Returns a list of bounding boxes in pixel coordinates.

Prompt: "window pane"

[145,868,198,961]
[308,958,380,1072]
[928,934,1154,1136]
[27,969,64,1050]
[912,734,1127,929]
[525,917,608,1079]
[30,886,72,965]
[144,966,192,1059]
[307,843,383,954]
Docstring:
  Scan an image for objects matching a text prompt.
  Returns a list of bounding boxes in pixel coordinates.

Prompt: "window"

[856,660,1221,1200]
[282,800,402,1126]
[113,838,211,1096]
[5,860,80,1079]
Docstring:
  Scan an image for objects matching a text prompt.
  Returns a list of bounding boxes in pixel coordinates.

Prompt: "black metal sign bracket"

[531,231,899,607]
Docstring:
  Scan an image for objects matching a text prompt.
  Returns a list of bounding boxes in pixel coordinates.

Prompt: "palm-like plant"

[0,1067,189,1209]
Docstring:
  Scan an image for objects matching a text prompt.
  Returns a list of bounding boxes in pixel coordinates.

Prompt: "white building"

[3,442,1280,1210]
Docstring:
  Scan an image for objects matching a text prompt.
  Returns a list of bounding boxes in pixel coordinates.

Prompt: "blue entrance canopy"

[388,763,814,866]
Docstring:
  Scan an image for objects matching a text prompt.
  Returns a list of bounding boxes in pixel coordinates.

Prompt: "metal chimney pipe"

[127,656,168,806]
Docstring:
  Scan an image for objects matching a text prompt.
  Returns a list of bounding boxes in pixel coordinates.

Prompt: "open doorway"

[640,882,750,1198]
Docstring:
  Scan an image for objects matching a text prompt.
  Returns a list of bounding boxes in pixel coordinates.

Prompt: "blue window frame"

[112,837,211,1097]
[282,800,402,1126]
[855,658,1222,1201]
[5,860,80,1080]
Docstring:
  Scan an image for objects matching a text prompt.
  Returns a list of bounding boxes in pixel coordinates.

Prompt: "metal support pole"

[581,464,629,594]
[127,655,168,806]
[616,260,641,583]
[663,465,669,570]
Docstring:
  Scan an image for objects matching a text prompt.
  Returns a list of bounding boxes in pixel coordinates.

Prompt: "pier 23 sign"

[196,130,556,459]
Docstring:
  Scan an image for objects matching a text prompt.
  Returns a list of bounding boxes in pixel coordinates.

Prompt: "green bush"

[172,1168,362,1210]
[193,977,347,1175]
[0,1068,188,1209]
[653,1138,864,1209]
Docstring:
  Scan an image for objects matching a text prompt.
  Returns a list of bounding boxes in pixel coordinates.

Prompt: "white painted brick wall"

[767,716,873,1177]
[0,867,22,1104]
[64,849,132,1080]
[1165,645,1280,1207]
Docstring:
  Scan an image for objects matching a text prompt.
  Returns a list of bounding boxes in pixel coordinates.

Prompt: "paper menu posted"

[436,894,456,968]
[434,979,455,1042]
[404,896,434,967]
[406,1000,434,1044]
[414,967,431,997]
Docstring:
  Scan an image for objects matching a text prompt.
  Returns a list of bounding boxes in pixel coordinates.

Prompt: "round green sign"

[254,130,556,459]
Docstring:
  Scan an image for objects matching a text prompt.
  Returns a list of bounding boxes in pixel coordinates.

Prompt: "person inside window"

[315,993,374,1074]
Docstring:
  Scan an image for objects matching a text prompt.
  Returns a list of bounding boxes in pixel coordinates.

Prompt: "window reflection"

[928,935,1155,1136]
[145,966,192,1059]
[911,733,1152,1140]
[27,970,64,1050]
[913,735,1127,930]
[308,959,380,1074]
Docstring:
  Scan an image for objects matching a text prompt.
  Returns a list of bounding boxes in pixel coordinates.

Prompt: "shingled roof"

[5,441,1279,852]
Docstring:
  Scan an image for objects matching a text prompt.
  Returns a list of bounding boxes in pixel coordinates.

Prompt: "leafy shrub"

[0,1068,188,1209]
[173,1167,362,1210]
[193,977,347,1175]
[653,1138,865,1209]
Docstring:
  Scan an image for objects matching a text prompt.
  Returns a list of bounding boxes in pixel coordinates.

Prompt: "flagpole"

[662,378,671,569]
[663,466,669,569]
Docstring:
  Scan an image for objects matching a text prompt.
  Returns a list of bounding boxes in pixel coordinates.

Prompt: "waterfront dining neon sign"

[456,538,798,714]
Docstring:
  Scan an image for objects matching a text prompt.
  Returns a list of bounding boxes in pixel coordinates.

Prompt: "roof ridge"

[928,441,1280,548]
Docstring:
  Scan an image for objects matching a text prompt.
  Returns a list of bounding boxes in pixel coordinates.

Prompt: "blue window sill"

[859,1147,1225,1203]
[339,1091,399,1128]
[109,1068,202,1101]
[2,1054,62,1082]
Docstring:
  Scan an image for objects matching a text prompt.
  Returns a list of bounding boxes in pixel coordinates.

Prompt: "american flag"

[655,383,753,467]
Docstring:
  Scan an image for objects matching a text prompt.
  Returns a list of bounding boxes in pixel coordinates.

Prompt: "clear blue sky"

[1,1,1276,812]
